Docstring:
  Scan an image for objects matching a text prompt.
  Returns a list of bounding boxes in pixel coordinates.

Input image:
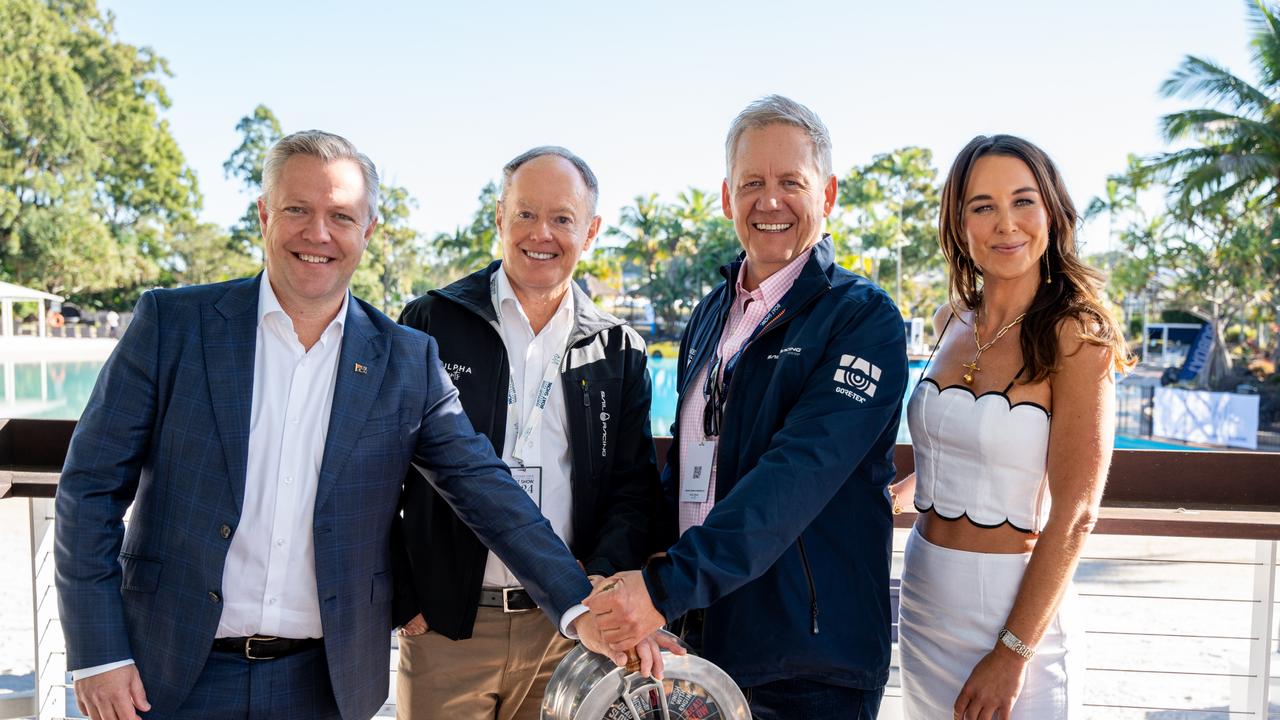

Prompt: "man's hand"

[631,630,687,680]
[399,613,428,637]
[574,610,627,667]
[74,665,150,720]
[574,612,687,680]
[583,570,666,652]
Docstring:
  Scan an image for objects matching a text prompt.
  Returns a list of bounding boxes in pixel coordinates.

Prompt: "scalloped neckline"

[917,376,1051,418]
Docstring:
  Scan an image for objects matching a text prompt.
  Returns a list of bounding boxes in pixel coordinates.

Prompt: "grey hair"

[262,130,380,225]
[500,146,599,215]
[724,95,833,180]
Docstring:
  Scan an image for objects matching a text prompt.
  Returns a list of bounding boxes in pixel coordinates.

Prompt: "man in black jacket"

[393,146,661,719]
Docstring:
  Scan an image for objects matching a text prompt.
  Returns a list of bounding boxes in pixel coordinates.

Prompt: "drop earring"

[1043,251,1052,284]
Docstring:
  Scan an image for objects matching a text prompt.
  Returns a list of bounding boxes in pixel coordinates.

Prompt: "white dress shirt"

[73,271,348,680]
[483,267,576,589]
[215,270,347,638]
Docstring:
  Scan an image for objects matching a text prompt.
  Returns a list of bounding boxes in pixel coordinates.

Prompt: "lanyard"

[702,299,786,437]
[491,273,566,467]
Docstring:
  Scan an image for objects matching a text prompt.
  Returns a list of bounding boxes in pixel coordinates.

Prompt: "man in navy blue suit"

[53,131,655,720]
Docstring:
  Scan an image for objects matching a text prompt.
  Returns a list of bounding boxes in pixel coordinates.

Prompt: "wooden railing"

[4,420,1280,718]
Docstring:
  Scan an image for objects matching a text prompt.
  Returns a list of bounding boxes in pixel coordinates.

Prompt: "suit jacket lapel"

[314,298,389,512]
[202,276,261,514]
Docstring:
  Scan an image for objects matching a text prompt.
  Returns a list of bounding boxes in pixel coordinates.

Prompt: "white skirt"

[898,526,1082,718]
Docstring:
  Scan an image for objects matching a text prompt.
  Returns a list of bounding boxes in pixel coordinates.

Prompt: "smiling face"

[722,123,837,289]
[962,154,1050,284]
[496,154,601,301]
[259,154,375,317]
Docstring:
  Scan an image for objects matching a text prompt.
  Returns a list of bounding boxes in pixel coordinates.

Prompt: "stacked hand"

[575,570,683,679]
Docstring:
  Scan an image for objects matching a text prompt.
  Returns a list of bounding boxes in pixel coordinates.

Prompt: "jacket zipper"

[796,536,820,634]
[580,378,593,462]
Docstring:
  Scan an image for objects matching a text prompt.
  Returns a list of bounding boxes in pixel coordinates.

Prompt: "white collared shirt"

[483,266,576,589]
[216,270,348,638]
[73,271,348,679]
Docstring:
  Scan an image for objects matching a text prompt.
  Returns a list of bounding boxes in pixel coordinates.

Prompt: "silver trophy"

[541,631,751,720]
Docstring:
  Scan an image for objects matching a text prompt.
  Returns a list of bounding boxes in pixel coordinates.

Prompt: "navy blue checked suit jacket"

[54,275,591,720]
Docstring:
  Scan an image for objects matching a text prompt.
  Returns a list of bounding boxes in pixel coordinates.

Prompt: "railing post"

[28,497,64,719]
[1232,539,1277,714]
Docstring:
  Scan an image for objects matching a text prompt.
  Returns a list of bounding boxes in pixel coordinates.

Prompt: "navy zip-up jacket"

[644,236,908,690]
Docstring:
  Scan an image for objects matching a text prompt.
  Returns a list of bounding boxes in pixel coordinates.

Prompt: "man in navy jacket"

[587,96,908,720]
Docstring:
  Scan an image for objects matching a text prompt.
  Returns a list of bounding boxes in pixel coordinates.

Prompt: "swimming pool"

[0,356,1204,451]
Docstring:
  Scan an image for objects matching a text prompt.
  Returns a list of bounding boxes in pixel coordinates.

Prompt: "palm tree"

[1142,1,1280,213]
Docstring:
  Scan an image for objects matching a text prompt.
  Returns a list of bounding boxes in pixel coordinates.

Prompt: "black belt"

[478,587,538,612]
[212,635,322,660]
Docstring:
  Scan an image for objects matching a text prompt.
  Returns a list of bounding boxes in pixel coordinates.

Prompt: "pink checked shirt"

[678,248,812,535]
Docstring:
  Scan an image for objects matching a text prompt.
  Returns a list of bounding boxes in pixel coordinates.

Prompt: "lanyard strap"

[492,273,567,466]
[702,299,786,437]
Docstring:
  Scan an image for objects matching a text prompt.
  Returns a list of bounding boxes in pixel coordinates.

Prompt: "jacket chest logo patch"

[442,362,473,381]
[833,355,880,403]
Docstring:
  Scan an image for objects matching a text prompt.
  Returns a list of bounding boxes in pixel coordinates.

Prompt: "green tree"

[1164,200,1276,386]
[352,183,422,316]
[0,0,201,299]
[164,220,259,287]
[1135,0,1280,382]
[1085,156,1166,329]
[426,181,500,288]
[1142,1,1280,213]
[605,189,741,335]
[223,104,282,259]
[838,147,940,319]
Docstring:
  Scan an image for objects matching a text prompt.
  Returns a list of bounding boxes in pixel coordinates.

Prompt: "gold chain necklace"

[962,307,1026,385]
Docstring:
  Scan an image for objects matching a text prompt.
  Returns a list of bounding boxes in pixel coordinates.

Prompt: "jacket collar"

[718,234,837,293]
[432,260,623,347]
[681,235,837,391]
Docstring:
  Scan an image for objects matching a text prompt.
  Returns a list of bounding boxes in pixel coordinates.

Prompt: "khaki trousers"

[396,606,576,720]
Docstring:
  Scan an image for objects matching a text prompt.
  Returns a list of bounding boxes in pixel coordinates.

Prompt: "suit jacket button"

[208,591,221,604]
[219,524,232,539]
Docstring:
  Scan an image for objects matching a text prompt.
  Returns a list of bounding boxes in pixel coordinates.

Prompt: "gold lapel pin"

[354,362,368,374]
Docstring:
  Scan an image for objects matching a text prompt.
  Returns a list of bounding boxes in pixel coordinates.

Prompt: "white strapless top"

[907,377,1051,533]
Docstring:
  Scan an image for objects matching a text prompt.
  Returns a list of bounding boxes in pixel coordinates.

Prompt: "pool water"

[647,356,926,441]
[0,356,1201,451]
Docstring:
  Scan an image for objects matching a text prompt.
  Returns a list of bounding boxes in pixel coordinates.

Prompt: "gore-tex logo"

[833,355,880,403]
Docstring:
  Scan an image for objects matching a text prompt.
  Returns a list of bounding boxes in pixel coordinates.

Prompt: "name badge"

[511,466,542,507]
[681,441,716,504]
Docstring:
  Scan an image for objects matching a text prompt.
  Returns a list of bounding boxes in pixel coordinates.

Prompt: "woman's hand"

[953,648,1028,719]
[888,472,917,514]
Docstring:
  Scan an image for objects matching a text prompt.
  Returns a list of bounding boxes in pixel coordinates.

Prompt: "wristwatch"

[997,627,1035,659]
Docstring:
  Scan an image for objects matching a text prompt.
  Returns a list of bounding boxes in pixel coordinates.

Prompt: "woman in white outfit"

[891,135,1132,719]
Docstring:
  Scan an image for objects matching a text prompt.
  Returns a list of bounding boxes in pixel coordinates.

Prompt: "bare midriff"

[918,510,1038,554]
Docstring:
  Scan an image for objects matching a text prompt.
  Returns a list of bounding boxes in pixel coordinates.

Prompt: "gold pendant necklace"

[963,307,1027,385]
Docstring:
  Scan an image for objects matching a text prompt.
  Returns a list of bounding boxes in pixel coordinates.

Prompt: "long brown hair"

[938,134,1133,381]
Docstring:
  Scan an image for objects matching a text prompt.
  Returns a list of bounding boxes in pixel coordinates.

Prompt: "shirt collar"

[494,264,575,334]
[258,269,349,343]
[735,247,813,308]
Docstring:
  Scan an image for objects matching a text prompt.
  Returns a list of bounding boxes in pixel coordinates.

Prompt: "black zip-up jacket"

[392,261,661,639]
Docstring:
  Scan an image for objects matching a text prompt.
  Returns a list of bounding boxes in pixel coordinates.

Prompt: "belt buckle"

[501,587,522,613]
[244,635,279,660]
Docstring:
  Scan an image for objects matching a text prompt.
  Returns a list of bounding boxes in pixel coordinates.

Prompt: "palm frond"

[1160,55,1275,113]
[1247,0,1280,86]
[1160,108,1280,145]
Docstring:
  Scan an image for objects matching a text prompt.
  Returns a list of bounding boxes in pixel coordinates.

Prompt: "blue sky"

[100,1,1255,254]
